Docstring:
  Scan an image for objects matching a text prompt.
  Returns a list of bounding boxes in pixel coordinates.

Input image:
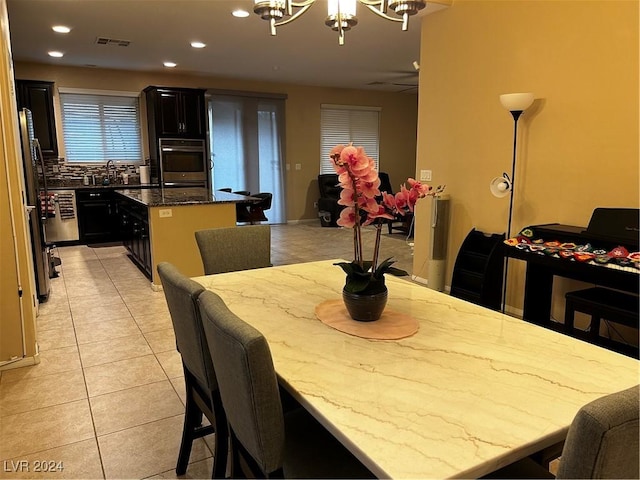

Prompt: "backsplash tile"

[44,157,144,187]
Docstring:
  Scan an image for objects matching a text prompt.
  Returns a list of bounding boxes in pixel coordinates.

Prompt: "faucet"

[106,160,116,183]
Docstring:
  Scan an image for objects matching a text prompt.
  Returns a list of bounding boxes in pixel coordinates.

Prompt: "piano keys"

[503,208,639,328]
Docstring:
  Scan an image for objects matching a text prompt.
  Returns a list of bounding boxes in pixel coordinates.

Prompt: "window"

[320,105,380,174]
[59,89,143,163]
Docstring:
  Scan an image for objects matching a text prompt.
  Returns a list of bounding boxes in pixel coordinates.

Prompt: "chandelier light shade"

[253,0,426,45]
[497,91,535,314]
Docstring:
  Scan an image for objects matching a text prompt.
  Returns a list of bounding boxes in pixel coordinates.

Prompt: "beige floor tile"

[143,328,177,354]
[61,268,109,282]
[113,274,156,290]
[134,311,173,333]
[0,399,94,460]
[79,333,152,367]
[36,309,74,332]
[92,245,127,259]
[147,457,213,479]
[126,297,170,317]
[0,346,81,383]
[83,354,167,397]
[37,327,77,351]
[66,285,120,300]
[74,317,141,345]
[117,288,161,304]
[37,298,71,317]
[68,292,126,313]
[98,415,210,480]
[55,246,98,261]
[0,369,86,417]
[90,380,184,436]
[0,438,103,480]
[155,350,183,379]
[70,301,132,326]
[169,376,186,406]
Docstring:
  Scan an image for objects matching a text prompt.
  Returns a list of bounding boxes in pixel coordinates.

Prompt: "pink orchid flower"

[337,188,356,206]
[359,178,381,199]
[327,142,445,283]
[336,207,357,228]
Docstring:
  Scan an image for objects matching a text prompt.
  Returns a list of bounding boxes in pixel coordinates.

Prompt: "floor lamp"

[498,92,534,314]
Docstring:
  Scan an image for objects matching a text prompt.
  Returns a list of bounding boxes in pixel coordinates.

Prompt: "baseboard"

[0,352,40,371]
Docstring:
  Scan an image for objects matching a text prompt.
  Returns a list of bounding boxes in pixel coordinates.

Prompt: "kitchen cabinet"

[15,80,58,158]
[144,86,206,138]
[144,86,207,184]
[76,189,121,244]
[118,198,152,278]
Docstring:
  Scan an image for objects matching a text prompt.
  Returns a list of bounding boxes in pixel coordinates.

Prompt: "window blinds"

[60,93,142,163]
[320,105,380,174]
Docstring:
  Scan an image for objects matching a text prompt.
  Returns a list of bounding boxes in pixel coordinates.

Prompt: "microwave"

[159,138,208,187]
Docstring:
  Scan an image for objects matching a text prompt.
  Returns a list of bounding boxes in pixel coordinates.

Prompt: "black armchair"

[317,174,343,227]
[378,172,413,236]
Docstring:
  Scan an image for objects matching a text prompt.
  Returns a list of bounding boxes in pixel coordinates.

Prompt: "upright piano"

[503,208,639,326]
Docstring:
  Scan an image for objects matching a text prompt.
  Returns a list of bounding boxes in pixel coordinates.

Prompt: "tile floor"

[0,222,416,479]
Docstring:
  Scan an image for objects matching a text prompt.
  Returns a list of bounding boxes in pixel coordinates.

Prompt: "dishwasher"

[45,190,80,243]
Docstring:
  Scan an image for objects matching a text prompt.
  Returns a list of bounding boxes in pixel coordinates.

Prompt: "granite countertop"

[115,187,257,207]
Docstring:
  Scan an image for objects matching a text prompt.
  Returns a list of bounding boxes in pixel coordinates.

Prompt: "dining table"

[192,259,640,479]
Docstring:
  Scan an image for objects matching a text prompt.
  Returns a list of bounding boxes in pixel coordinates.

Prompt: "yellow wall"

[13,62,419,222]
[149,203,236,284]
[414,0,639,317]
[0,0,37,364]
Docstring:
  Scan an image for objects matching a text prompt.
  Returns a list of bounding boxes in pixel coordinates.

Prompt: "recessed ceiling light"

[163,61,177,68]
[52,25,71,34]
[232,9,250,18]
[191,41,206,49]
[48,51,64,58]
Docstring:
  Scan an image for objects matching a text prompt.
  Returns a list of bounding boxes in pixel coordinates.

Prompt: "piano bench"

[564,287,639,356]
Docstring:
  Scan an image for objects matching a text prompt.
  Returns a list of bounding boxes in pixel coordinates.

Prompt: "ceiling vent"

[95,37,131,47]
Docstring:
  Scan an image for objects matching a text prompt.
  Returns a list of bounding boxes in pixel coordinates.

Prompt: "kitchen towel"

[139,166,150,184]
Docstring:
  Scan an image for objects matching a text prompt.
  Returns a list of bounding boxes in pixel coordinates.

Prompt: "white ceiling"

[6,0,448,93]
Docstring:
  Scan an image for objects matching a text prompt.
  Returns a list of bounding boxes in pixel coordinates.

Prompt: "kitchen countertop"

[115,187,256,207]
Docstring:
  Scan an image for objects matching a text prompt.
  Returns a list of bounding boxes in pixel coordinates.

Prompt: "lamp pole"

[501,110,522,314]
[498,93,534,315]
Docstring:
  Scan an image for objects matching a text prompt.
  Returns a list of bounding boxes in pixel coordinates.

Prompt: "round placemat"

[315,299,419,340]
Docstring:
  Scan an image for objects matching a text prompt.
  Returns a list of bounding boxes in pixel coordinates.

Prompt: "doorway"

[207,93,286,224]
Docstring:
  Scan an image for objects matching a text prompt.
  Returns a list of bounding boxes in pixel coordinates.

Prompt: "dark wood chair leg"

[176,383,204,475]
[210,392,229,479]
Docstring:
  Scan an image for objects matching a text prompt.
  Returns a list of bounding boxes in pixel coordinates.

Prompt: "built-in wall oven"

[159,138,208,187]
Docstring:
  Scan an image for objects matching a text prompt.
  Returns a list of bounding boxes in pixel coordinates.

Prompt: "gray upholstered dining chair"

[197,289,376,479]
[486,384,640,479]
[157,262,228,479]
[194,225,271,275]
[556,384,639,479]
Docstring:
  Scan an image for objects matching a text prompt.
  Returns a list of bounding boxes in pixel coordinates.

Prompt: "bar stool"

[564,287,639,357]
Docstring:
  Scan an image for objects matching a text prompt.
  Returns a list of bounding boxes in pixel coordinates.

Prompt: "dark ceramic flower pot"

[342,286,388,322]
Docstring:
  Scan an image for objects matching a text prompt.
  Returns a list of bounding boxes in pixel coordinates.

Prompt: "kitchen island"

[115,188,254,286]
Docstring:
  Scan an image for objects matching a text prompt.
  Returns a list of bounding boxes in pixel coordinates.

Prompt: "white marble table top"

[193,260,640,479]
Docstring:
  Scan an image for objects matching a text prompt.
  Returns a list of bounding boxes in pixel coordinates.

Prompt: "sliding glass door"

[207,93,286,224]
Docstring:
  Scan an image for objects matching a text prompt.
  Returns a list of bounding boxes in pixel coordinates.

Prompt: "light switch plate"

[420,169,432,181]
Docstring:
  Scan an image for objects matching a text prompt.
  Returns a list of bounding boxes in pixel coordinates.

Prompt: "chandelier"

[253,0,426,45]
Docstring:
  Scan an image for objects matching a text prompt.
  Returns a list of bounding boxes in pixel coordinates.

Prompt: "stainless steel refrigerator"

[19,108,51,300]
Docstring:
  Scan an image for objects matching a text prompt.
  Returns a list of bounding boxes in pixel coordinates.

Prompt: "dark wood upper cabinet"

[16,80,59,158]
[144,86,206,138]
